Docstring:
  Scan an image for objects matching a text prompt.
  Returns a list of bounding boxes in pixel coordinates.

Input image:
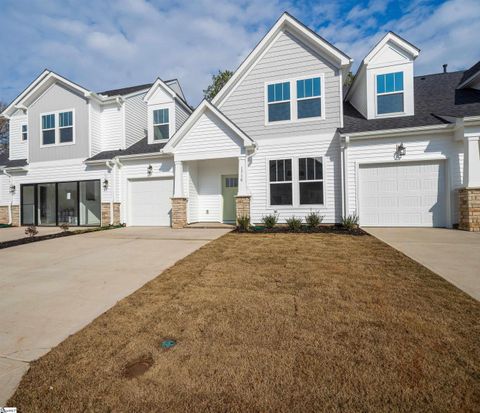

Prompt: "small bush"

[341,214,359,230]
[286,216,302,232]
[262,213,278,229]
[237,215,251,232]
[59,223,70,232]
[305,211,324,228]
[25,225,38,238]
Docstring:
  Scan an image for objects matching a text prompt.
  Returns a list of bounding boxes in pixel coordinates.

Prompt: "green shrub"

[237,215,251,232]
[305,211,324,228]
[286,216,302,232]
[261,213,278,229]
[341,214,359,230]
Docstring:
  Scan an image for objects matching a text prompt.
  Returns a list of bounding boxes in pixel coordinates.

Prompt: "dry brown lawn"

[9,232,480,412]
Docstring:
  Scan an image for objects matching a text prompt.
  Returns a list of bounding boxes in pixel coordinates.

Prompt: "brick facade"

[235,195,251,223]
[101,202,121,227]
[459,187,480,232]
[171,197,188,228]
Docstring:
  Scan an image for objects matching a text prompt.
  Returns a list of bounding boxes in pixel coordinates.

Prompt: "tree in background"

[203,70,233,101]
[0,102,8,155]
[344,72,354,87]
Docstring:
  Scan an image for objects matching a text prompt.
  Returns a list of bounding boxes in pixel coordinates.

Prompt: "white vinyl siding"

[89,100,102,155]
[8,111,28,160]
[125,92,147,147]
[219,30,341,139]
[175,100,191,131]
[101,103,124,151]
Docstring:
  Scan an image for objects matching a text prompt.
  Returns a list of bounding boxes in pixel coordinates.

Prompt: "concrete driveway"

[365,228,480,301]
[0,226,231,404]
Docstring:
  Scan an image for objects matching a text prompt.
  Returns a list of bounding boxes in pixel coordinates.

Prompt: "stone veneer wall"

[235,195,251,223]
[458,188,480,232]
[171,197,188,229]
[0,206,8,225]
[0,205,20,226]
[101,202,121,227]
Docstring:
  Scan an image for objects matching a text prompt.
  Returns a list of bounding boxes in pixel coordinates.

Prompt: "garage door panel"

[359,161,446,227]
[129,178,173,226]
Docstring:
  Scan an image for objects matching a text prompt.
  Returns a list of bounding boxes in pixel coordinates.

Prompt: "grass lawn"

[9,232,480,412]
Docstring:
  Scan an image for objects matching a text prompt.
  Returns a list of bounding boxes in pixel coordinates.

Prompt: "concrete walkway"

[365,228,480,301]
[0,226,231,404]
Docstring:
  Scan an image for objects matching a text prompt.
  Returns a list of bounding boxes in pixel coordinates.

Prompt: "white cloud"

[0,0,478,107]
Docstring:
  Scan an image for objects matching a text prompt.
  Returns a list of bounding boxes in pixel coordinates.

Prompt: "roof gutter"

[340,123,454,140]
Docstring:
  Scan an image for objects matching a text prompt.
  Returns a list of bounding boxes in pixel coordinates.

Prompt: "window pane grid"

[59,111,73,128]
[153,108,169,125]
[376,72,404,95]
[42,114,55,130]
[297,77,321,100]
[299,157,323,205]
[267,82,290,103]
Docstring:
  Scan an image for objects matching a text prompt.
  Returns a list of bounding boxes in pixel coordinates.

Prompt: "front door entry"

[222,175,238,223]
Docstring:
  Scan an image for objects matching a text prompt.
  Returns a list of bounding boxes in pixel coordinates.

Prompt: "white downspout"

[3,169,13,225]
[106,160,114,225]
[341,136,350,218]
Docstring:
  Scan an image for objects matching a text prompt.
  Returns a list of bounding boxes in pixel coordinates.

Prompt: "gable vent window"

[267,82,291,122]
[269,159,292,205]
[299,157,323,204]
[376,72,404,114]
[22,124,28,141]
[297,77,321,119]
[41,114,56,145]
[59,111,73,143]
[153,108,169,140]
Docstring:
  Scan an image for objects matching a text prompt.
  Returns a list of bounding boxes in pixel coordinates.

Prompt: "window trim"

[375,71,405,117]
[152,107,170,141]
[40,109,76,148]
[264,74,325,126]
[298,157,325,206]
[21,124,28,141]
[266,155,326,209]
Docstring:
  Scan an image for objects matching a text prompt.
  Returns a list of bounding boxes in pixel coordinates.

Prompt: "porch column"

[172,160,187,228]
[236,155,251,223]
[459,136,480,231]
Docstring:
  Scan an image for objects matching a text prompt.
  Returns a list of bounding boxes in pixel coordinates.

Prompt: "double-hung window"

[153,108,169,140]
[269,159,292,205]
[376,72,404,115]
[22,124,28,141]
[267,82,290,122]
[59,111,73,143]
[299,157,323,204]
[297,77,321,119]
[42,114,56,145]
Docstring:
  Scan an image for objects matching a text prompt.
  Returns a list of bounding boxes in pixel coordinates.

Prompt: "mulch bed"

[236,224,366,236]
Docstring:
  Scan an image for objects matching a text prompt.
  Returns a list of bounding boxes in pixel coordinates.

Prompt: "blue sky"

[0,0,479,106]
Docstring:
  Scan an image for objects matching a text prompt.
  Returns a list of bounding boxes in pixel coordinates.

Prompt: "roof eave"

[340,123,454,139]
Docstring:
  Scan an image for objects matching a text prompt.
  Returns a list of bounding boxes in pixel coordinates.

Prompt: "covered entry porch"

[163,100,255,228]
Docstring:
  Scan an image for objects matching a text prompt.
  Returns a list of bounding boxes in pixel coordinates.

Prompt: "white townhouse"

[1,13,480,231]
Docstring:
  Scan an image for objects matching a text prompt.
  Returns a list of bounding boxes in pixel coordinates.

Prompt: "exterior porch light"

[9,184,16,194]
[147,164,153,176]
[395,143,406,159]
[103,178,109,190]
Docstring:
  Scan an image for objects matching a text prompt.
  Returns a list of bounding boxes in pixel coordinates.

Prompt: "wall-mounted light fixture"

[9,184,16,194]
[103,178,109,190]
[147,164,153,176]
[394,143,407,160]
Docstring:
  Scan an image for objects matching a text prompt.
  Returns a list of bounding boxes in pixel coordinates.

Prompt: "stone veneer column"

[11,205,20,227]
[171,197,188,229]
[235,195,251,223]
[0,206,8,225]
[458,188,480,232]
[101,202,122,226]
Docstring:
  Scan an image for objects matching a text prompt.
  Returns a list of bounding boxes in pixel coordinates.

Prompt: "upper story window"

[153,108,169,140]
[376,72,404,115]
[297,77,321,119]
[267,82,290,122]
[269,159,292,205]
[41,110,74,146]
[59,111,73,143]
[22,124,28,141]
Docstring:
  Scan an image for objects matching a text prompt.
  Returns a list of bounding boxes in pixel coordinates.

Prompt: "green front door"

[222,175,238,223]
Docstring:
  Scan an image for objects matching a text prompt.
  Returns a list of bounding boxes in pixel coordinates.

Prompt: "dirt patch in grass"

[123,356,154,379]
[9,233,480,412]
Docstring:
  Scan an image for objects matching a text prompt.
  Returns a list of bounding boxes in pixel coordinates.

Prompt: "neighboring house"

[1,12,479,231]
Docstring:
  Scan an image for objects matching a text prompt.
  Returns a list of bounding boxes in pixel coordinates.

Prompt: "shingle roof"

[0,152,8,166]
[341,71,480,134]
[85,137,168,161]
[98,83,154,97]
[460,60,480,85]
[4,158,28,168]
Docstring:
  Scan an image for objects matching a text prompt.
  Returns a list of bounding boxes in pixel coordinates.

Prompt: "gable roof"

[143,78,192,110]
[458,60,480,89]
[212,12,352,107]
[98,82,154,97]
[363,31,420,66]
[341,70,480,134]
[163,99,254,152]
[0,152,8,167]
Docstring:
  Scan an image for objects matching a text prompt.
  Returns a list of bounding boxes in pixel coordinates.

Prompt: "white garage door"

[128,178,173,226]
[359,160,446,227]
